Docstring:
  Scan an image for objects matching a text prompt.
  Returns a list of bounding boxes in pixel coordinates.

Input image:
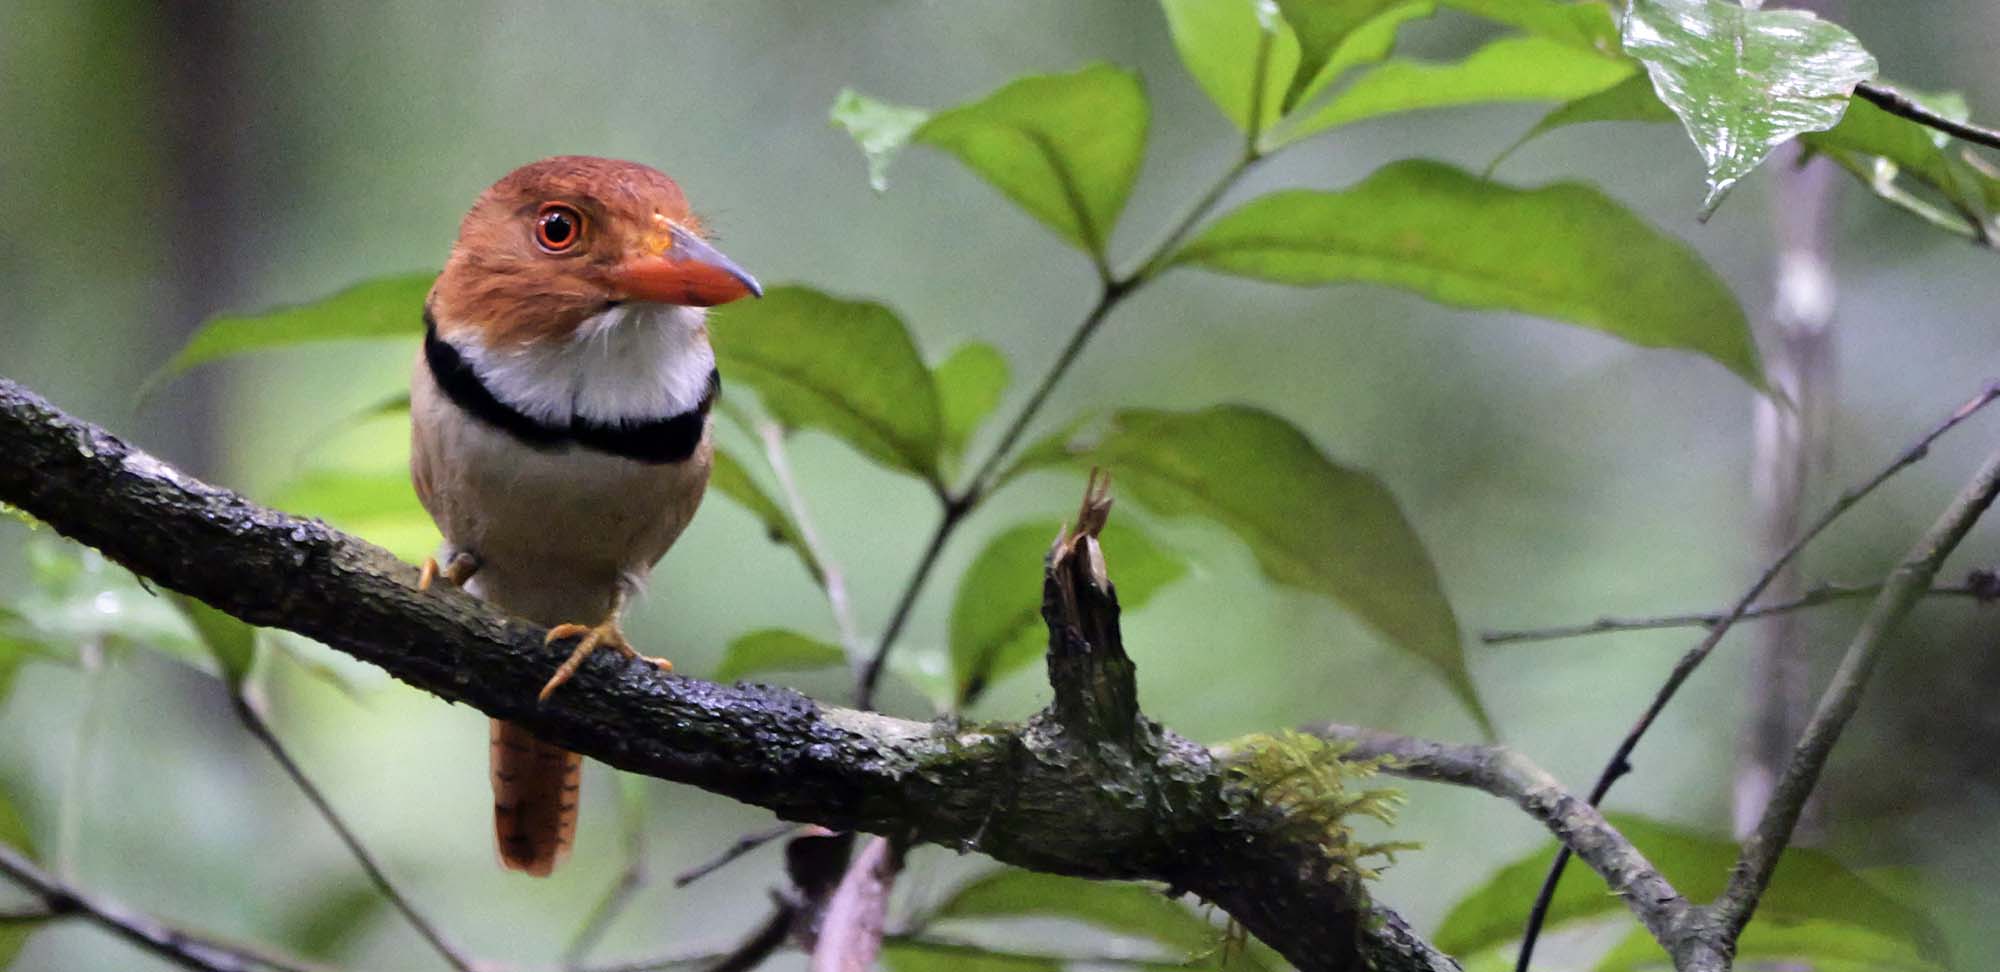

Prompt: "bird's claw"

[417,552,480,592]
[540,619,672,702]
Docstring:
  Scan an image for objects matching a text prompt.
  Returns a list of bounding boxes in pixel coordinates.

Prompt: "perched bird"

[409,156,761,876]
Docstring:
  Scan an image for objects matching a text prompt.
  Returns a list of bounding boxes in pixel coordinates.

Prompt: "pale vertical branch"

[808,837,903,972]
[1740,125,1841,840]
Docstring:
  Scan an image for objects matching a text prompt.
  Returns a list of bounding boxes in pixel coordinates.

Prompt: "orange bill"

[608,223,763,306]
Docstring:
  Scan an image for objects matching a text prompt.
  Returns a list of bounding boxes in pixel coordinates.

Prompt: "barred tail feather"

[490,719,581,876]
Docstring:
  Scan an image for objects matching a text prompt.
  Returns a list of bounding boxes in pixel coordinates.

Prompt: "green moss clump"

[1222,731,1417,883]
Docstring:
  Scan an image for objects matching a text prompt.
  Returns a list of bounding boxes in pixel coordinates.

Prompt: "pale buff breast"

[410,357,711,626]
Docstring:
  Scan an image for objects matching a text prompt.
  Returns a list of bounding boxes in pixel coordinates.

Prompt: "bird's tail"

[490,719,581,876]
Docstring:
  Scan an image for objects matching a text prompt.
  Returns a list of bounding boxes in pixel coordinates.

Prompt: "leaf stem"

[56,637,105,882]
[757,421,862,654]
[853,142,1269,711]
[854,504,961,710]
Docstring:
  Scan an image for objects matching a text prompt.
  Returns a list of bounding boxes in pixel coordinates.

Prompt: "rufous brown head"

[429,156,760,346]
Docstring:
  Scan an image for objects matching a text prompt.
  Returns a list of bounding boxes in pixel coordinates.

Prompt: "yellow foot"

[540,619,673,702]
[417,552,480,592]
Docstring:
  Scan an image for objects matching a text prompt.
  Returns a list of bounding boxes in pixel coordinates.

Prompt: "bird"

[408,155,761,876]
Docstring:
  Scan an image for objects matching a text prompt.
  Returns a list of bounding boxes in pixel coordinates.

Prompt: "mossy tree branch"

[0,378,1460,972]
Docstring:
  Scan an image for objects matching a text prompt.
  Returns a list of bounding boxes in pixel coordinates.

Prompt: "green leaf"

[268,636,377,702]
[0,782,38,966]
[1172,159,1758,385]
[935,869,1219,958]
[1273,0,1413,110]
[0,609,70,705]
[708,448,824,585]
[1622,0,1879,214]
[916,64,1148,259]
[12,538,216,678]
[1809,92,1969,187]
[1491,73,1677,169]
[150,273,431,386]
[168,594,256,689]
[883,942,1058,972]
[1011,405,1489,736]
[1297,2,1440,105]
[950,520,1185,706]
[713,629,846,682]
[273,470,438,564]
[830,88,931,192]
[931,343,1011,469]
[1434,814,1946,958]
[1162,0,1303,136]
[274,880,386,960]
[1804,90,1989,235]
[712,287,944,484]
[1283,35,1633,142]
[1440,0,1621,52]
[1597,918,1942,972]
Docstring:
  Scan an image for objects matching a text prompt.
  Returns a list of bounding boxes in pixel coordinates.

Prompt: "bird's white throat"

[452,303,714,427]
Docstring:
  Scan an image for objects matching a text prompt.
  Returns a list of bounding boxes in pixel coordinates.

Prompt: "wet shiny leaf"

[1622,0,1878,213]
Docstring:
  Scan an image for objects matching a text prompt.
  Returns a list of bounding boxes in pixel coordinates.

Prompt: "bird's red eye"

[534,203,585,252]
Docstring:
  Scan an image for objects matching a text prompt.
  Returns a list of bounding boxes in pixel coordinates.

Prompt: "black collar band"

[423,311,716,465]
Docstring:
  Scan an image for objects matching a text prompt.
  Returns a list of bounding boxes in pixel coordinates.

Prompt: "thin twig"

[1299,723,1696,951]
[1712,443,2000,946]
[851,56,1278,709]
[854,196,1215,709]
[1481,581,1987,644]
[850,301,1141,709]
[1513,380,2000,972]
[575,902,795,972]
[674,822,798,889]
[0,840,327,972]
[853,501,964,710]
[756,421,860,653]
[230,692,477,972]
[0,904,58,923]
[1856,80,2000,153]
